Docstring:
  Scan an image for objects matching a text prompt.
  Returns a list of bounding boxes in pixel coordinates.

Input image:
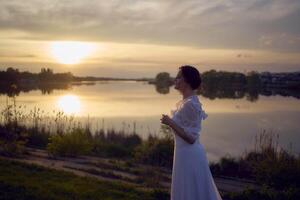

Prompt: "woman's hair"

[179,65,201,90]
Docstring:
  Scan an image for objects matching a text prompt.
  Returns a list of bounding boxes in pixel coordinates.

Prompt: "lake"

[1,80,300,162]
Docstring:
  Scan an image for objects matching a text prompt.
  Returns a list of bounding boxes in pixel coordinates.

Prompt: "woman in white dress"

[160,65,223,200]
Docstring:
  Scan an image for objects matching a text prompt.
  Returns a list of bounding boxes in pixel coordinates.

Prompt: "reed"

[210,128,300,197]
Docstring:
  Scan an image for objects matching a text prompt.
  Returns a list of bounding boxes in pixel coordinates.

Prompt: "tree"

[246,71,261,88]
[39,68,54,82]
[154,72,173,94]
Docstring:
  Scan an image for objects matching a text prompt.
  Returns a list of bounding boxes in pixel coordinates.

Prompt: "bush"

[91,130,142,158]
[26,127,50,149]
[92,141,130,158]
[209,155,254,179]
[47,128,92,157]
[134,135,174,168]
[212,130,300,200]
[251,149,300,190]
[0,125,27,157]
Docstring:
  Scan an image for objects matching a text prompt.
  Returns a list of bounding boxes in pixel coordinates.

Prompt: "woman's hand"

[160,114,173,126]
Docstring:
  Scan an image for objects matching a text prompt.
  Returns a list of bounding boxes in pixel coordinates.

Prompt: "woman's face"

[174,70,188,92]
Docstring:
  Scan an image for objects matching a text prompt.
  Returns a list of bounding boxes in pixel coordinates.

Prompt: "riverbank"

[1,98,299,199]
[1,140,299,200]
[0,147,257,193]
[1,128,299,200]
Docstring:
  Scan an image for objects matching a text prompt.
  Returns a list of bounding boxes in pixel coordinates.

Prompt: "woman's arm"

[161,114,196,144]
[169,118,197,144]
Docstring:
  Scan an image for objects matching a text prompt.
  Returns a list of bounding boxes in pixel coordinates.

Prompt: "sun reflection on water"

[57,94,81,115]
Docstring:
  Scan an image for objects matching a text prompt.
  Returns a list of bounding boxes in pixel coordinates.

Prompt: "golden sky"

[1,0,300,78]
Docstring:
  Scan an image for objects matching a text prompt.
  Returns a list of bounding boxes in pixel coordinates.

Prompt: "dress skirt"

[170,142,222,200]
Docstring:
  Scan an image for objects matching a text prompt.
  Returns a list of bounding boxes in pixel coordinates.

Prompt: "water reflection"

[0,82,71,96]
[179,85,299,101]
[57,94,81,115]
[0,81,299,162]
[155,84,170,94]
[1,81,300,100]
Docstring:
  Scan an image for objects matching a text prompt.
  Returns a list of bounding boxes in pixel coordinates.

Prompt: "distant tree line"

[0,67,74,85]
[1,67,299,100]
[1,67,261,88]
[200,70,262,92]
[150,70,300,101]
[151,70,261,90]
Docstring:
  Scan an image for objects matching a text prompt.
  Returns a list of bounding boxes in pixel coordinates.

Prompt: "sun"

[50,41,95,64]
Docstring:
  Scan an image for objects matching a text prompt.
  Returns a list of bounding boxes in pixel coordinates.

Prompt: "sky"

[1,0,300,78]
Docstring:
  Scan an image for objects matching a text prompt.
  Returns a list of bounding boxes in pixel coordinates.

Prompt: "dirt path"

[1,147,259,193]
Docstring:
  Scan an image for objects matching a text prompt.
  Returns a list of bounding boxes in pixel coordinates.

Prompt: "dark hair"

[179,65,201,90]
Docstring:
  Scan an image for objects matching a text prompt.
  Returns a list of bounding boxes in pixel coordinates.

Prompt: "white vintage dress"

[170,95,222,200]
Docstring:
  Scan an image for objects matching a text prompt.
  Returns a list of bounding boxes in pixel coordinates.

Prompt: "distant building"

[259,72,300,89]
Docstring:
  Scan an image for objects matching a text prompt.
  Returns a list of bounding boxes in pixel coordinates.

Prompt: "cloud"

[236,53,252,58]
[0,53,36,58]
[258,33,300,52]
[0,0,300,52]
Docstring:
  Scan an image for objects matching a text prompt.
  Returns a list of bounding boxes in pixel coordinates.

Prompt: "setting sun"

[50,41,95,64]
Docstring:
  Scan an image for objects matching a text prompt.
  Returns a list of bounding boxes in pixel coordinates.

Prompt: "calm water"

[1,80,300,162]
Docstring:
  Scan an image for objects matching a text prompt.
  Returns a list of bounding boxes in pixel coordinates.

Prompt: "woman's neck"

[182,90,196,100]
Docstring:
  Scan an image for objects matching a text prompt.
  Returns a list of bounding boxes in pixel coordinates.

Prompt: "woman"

[160,65,222,200]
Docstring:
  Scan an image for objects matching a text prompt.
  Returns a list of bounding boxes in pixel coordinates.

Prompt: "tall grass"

[248,130,300,190]
[0,96,169,160]
[210,128,300,199]
[0,95,28,156]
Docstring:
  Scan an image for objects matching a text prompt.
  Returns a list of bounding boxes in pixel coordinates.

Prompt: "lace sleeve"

[177,100,208,140]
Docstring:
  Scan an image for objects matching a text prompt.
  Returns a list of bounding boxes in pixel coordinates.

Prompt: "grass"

[210,130,300,200]
[0,158,169,200]
[210,130,300,189]
[75,160,171,183]
[63,165,137,184]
